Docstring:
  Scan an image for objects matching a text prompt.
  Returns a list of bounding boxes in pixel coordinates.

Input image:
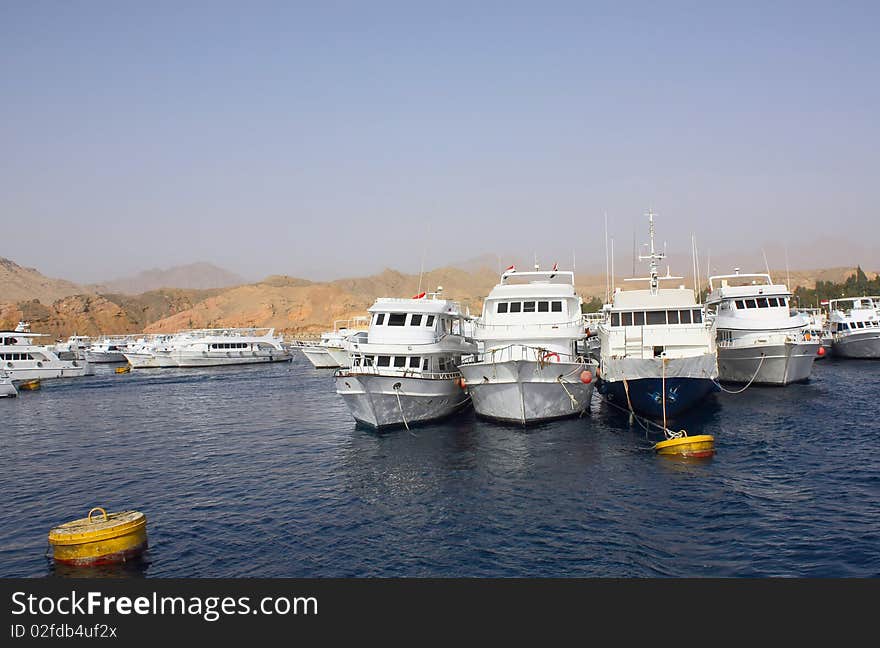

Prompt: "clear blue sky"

[2,1,878,283]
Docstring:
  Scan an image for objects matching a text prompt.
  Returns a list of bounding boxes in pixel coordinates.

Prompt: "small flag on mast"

[550,262,558,278]
[412,292,426,299]
[504,264,516,273]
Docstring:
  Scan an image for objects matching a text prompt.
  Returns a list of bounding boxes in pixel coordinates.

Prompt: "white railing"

[336,366,461,380]
[473,317,584,332]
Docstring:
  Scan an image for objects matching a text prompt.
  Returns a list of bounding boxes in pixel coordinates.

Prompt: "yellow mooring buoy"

[48,507,147,566]
[654,434,715,458]
[19,379,41,391]
[115,365,131,374]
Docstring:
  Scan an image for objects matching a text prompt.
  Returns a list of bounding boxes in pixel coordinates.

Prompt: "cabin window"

[693,309,703,323]
[780,298,788,307]
[510,302,522,313]
[410,314,423,326]
[388,313,407,326]
[394,356,406,367]
[426,315,435,327]
[611,313,620,327]
[377,356,391,367]
[745,299,757,309]
[551,301,562,312]
[363,355,374,366]
[679,310,692,324]
[767,297,778,307]
[538,301,549,312]
[375,313,385,326]
[757,298,769,308]
[668,310,680,324]
[734,300,745,309]
[423,358,429,370]
[633,312,645,326]
[653,346,664,358]
[352,356,360,367]
[523,301,536,313]
[409,356,421,368]
[438,357,449,372]
[497,302,508,314]
[621,312,633,326]
[647,311,666,325]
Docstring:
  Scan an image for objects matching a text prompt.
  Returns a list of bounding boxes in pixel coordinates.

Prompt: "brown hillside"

[0,257,88,303]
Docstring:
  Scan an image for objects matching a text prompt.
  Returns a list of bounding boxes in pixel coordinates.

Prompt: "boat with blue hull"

[595,211,719,420]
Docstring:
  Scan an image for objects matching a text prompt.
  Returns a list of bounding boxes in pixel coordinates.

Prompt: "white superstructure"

[123,334,179,368]
[85,336,131,363]
[827,297,880,359]
[706,271,820,384]
[0,322,92,381]
[457,267,597,424]
[335,291,476,428]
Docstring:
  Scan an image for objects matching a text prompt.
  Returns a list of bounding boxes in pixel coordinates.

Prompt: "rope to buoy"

[620,376,686,439]
[712,353,765,394]
[557,375,579,410]
[392,383,416,436]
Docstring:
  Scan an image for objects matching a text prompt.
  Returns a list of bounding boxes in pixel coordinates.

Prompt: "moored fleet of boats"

[3,212,878,414]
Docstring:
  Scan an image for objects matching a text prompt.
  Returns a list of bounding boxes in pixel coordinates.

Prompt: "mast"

[638,209,665,295]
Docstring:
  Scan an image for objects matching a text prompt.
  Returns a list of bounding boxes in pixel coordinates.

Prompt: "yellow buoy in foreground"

[115,364,131,374]
[48,508,147,566]
[654,434,715,458]
[19,379,41,390]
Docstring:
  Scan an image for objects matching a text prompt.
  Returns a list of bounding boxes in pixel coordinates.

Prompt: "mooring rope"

[712,353,765,394]
[557,376,579,410]
[620,376,686,440]
[392,383,415,435]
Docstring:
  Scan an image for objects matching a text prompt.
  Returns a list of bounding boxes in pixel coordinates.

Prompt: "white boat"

[706,271,820,384]
[170,328,291,367]
[828,297,880,358]
[85,336,130,363]
[298,317,369,369]
[596,212,718,419]
[53,334,91,360]
[0,322,92,381]
[797,307,831,359]
[457,266,598,424]
[335,291,476,429]
[0,371,16,398]
[123,334,179,368]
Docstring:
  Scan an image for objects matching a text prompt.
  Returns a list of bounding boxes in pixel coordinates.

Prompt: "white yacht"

[796,307,830,359]
[85,336,130,363]
[123,334,179,368]
[827,297,880,358]
[170,328,291,367]
[457,266,598,424]
[298,317,369,369]
[0,322,92,381]
[335,291,476,429]
[596,212,718,419]
[53,334,91,360]
[706,271,820,384]
[1,371,16,398]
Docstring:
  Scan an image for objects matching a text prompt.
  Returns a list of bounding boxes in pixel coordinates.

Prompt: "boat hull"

[0,380,16,397]
[123,353,177,368]
[831,332,880,359]
[599,376,717,419]
[3,363,92,381]
[301,347,341,369]
[458,359,595,424]
[174,351,291,367]
[335,373,470,429]
[717,341,819,385]
[85,351,127,363]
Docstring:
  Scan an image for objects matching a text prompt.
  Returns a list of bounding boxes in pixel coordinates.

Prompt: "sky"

[2,1,878,283]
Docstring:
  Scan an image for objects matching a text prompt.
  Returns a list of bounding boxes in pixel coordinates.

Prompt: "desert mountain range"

[0,256,876,340]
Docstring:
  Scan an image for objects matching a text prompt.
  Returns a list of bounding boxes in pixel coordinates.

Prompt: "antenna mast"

[639,209,665,295]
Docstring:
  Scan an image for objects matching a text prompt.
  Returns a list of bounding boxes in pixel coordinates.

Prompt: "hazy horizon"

[3,2,878,284]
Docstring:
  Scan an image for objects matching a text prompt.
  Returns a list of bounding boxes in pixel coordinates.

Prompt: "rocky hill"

[91,262,245,294]
[0,257,88,304]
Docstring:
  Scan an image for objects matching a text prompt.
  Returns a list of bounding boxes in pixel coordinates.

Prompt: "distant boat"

[0,322,92,381]
[595,212,718,419]
[828,297,880,359]
[706,270,820,384]
[124,328,291,368]
[297,317,369,369]
[0,371,16,398]
[85,336,131,363]
[458,266,598,424]
[335,291,475,428]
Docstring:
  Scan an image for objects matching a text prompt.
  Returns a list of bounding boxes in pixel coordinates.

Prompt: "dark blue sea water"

[1,355,878,578]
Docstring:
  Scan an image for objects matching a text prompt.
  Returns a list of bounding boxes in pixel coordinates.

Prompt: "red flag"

[412,292,426,299]
[504,264,515,272]
[550,262,558,278]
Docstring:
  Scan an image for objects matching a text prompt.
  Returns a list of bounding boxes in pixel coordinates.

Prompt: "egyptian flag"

[550,262,558,278]
[412,292,426,299]
[505,264,515,273]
